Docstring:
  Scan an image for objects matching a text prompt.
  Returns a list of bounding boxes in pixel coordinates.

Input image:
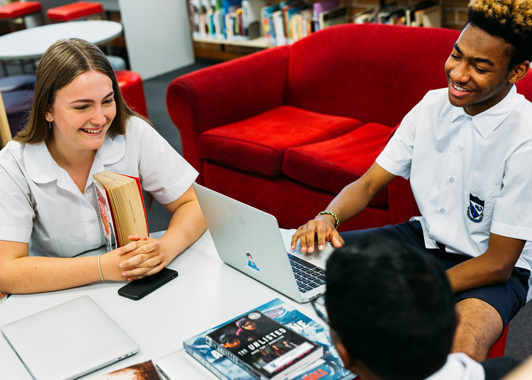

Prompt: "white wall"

[118,0,194,80]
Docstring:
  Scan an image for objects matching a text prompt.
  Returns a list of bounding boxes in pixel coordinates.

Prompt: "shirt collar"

[450,85,518,139]
[23,133,126,186]
[24,141,61,184]
[94,132,126,168]
[87,133,126,189]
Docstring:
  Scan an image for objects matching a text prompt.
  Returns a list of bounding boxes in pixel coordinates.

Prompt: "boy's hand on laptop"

[291,217,344,255]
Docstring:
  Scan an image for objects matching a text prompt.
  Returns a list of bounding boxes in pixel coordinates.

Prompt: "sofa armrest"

[388,177,420,225]
[166,46,291,176]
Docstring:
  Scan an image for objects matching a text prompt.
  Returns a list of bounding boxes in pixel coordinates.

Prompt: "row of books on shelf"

[189,0,265,42]
[93,299,354,380]
[188,0,349,46]
[354,0,441,28]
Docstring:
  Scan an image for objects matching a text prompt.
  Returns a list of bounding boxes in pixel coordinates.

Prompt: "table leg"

[1,60,7,76]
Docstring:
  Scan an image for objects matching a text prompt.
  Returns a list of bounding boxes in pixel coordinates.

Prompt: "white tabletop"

[0,21,123,60]
[0,230,319,379]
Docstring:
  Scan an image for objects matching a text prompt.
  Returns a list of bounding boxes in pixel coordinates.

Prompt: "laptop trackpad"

[280,229,335,269]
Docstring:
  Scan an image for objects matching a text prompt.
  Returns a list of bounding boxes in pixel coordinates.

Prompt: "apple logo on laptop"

[224,204,245,225]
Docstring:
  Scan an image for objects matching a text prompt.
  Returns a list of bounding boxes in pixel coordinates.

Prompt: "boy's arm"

[446,233,525,293]
[291,163,396,253]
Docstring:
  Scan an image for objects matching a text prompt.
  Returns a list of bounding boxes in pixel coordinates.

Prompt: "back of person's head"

[325,235,456,380]
[467,0,532,71]
[16,38,133,144]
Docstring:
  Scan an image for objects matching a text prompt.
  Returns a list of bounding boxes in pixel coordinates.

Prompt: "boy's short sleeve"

[376,99,424,179]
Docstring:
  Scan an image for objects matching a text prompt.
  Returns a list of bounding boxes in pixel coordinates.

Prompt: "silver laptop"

[193,183,333,303]
[1,295,139,380]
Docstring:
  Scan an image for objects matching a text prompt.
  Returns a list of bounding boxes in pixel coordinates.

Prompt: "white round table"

[0,230,317,379]
[0,20,123,60]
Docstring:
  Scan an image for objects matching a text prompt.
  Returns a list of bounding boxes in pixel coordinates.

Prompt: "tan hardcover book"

[93,171,149,249]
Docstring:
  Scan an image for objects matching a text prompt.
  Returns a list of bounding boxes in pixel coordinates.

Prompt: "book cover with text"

[181,298,354,380]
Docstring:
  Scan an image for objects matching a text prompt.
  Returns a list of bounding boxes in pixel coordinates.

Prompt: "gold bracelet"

[316,210,340,229]
[97,255,104,281]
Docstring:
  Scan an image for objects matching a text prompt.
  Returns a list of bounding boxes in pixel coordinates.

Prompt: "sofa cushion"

[282,123,393,208]
[198,105,362,177]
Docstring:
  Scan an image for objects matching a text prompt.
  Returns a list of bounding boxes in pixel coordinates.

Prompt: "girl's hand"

[100,237,166,281]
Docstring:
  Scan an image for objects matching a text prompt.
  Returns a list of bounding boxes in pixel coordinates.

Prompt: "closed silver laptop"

[193,183,333,303]
[1,295,139,380]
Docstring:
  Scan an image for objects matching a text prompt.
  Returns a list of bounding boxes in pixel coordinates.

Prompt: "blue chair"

[2,89,34,137]
[0,75,36,138]
[0,75,36,93]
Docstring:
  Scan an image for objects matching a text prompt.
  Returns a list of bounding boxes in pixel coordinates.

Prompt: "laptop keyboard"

[288,254,326,293]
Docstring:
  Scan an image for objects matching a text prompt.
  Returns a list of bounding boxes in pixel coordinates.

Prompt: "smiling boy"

[292,0,532,361]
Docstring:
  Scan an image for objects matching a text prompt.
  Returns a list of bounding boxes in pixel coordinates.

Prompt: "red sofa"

[166,23,532,231]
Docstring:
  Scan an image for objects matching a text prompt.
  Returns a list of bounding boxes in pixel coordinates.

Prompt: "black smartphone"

[118,268,178,300]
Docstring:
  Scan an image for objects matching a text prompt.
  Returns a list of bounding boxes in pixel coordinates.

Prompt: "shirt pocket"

[464,174,501,235]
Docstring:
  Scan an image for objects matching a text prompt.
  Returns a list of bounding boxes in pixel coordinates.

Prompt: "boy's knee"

[452,330,491,362]
[453,299,504,361]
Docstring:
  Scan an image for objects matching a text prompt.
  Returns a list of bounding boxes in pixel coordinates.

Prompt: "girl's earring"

[47,117,52,130]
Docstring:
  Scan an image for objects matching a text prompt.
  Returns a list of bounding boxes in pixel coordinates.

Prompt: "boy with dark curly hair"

[293,0,532,362]
[321,236,522,380]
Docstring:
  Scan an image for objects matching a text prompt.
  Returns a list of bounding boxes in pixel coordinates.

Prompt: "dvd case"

[206,310,323,380]
[180,298,354,380]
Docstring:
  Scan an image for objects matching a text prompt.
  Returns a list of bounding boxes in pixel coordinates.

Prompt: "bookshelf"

[188,0,348,59]
[188,0,470,60]
[193,35,270,48]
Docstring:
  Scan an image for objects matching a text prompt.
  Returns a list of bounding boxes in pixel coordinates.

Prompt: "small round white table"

[0,20,123,60]
[0,230,316,379]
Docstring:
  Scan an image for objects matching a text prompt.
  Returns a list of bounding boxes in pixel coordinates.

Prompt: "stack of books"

[156,298,354,380]
[189,0,267,42]
[354,0,441,27]
[261,0,347,46]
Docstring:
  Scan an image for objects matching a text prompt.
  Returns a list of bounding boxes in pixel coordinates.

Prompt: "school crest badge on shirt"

[467,194,485,223]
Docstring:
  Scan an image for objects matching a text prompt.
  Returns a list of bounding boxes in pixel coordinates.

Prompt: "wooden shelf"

[193,36,271,49]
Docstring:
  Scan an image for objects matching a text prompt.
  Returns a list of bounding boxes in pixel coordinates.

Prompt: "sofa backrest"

[285,24,460,127]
